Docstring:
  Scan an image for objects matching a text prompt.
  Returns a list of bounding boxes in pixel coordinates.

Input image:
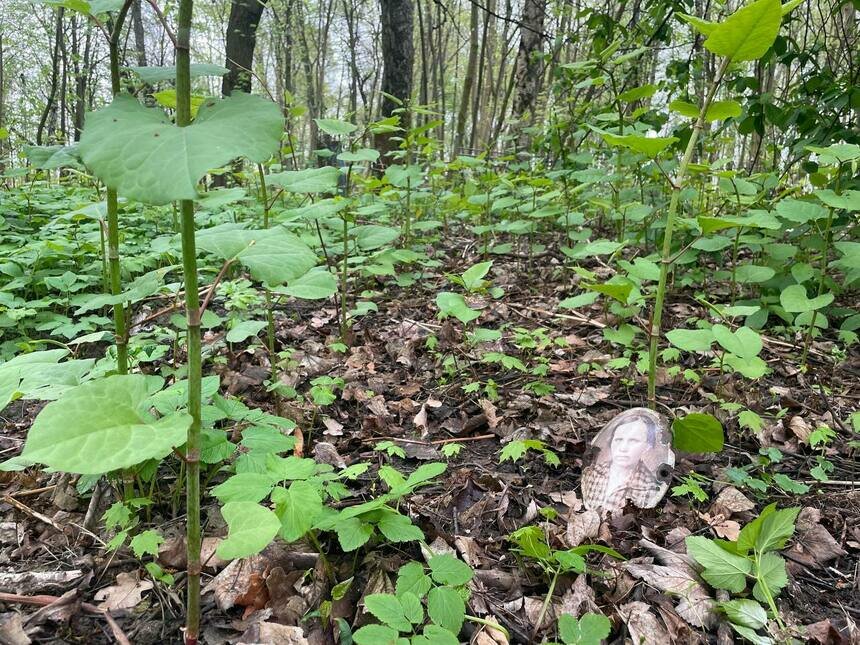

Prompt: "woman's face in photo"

[610,421,649,468]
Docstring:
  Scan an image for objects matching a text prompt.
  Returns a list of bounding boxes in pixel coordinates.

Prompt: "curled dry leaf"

[94,571,153,611]
[473,614,509,645]
[624,561,716,628]
[710,486,755,517]
[618,601,671,645]
[791,507,847,568]
[557,574,601,618]
[550,490,582,512]
[0,612,31,645]
[479,399,499,428]
[789,416,812,443]
[566,509,601,547]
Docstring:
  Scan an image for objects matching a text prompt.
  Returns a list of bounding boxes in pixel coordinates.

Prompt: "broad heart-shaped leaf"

[686,536,753,593]
[376,511,424,543]
[705,100,742,121]
[273,268,337,299]
[211,472,275,503]
[460,261,493,291]
[333,516,374,551]
[676,13,717,36]
[429,554,474,586]
[353,225,400,250]
[752,552,788,602]
[16,375,190,475]
[427,585,465,634]
[80,93,282,205]
[704,0,781,62]
[216,502,280,560]
[721,599,767,630]
[774,198,828,223]
[583,281,633,304]
[314,118,358,136]
[558,612,612,645]
[126,63,229,84]
[196,224,318,285]
[0,349,94,415]
[436,292,481,324]
[364,594,412,633]
[672,413,725,453]
[814,189,860,212]
[225,320,267,343]
[779,284,834,313]
[668,99,699,118]
[413,625,459,645]
[25,144,83,170]
[268,166,340,193]
[599,131,678,157]
[338,148,380,163]
[734,264,775,284]
[712,324,762,359]
[666,328,714,353]
[272,480,324,542]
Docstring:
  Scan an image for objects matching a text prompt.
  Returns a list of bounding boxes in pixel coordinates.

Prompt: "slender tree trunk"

[469,4,489,151]
[37,8,64,145]
[511,0,546,145]
[454,1,479,156]
[376,0,414,163]
[222,0,270,96]
[131,0,147,66]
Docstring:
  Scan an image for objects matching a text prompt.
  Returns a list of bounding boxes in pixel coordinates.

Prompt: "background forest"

[0,0,858,644]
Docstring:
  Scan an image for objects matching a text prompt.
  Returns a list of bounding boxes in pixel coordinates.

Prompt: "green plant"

[499,439,560,467]
[550,613,612,645]
[686,504,800,640]
[353,554,508,644]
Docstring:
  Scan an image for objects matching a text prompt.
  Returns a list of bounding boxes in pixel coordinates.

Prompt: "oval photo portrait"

[581,407,674,514]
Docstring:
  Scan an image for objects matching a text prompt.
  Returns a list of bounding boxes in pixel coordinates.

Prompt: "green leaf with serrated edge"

[780,284,834,313]
[79,93,282,205]
[211,473,275,503]
[267,455,317,480]
[338,148,380,163]
[461,261,493,291]
[755,506,800,553]
[752,551,789,602]
[196,225,317,286]
[334,516,374,551]
[217,502,280,560]
[724,354,769,379]
[705,100,742,121]
[775,198,828,223]
[16,375,190,475]
[399,592,424,624]
[712,324,762,359]
[412,625,460,645]
[704,0,782,61]
[274,268,337,300]
[731,624,774,645]
[669,99,699,118]
[686,536,752,592]
[377,511,424,543]
[364,594,411,632]
[666,328,714,353]
[429,554,474,586]
[129,530,164,558]
[672,413,725,453]
[272,480,323,542]
[558,612,612,645]
[352,624,400,645]
[427,586,465,634]
[268,166,340,193]
[509,524,552,560]
[314,118,358,136]
[721,599,767,630]
[225,320,267,343]
[396,562,433,599]
[126,63,229,83]
[737,504,776,554]
[599,131,678,156]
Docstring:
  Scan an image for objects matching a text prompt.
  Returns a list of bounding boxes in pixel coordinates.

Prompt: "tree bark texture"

[511,0,546,125]
[377,0,414,161]
[222,0,269,96]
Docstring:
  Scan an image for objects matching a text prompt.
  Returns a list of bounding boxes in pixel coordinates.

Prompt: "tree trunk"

[376,0,414,163]
[131,0,147,66]
[511,0,546,143]
[37,8,64,145]
[222,0,270,96]
[453,1,479,156]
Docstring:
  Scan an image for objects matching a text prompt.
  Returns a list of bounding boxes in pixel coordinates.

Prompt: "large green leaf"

[721,599,767,630]
[704,0,782,62]
[427,586,465,635]
[436,292,481,324]
[196,224,318,285]
[666,328,714,353]
[428,554,474,586]
[672,413,725,453]
[79,93,282,204]
[126,64,230,84]
[274,268,337,299]
[752,552,788,602]
[217,502,280,559]
[38,0,123,16]
[25,144,83,170]
[0,349,94,414]
[599,131,678,157]
[13,375,190,474]
[779,284,834,313]
[268,166,340,193]
[211,472,275,503]
[558,613,612,645]
[272,480,324,542]
[364,594,412,633]
[712,324,762,359]
[686,536,753,592]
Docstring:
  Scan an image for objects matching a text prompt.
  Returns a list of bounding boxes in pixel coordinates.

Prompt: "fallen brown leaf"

[94,571,153,611]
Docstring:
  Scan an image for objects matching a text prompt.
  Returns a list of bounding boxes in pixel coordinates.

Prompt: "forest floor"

[1,232,858,644]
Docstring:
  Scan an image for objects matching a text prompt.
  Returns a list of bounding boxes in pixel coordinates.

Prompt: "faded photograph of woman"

[581,408,674,514]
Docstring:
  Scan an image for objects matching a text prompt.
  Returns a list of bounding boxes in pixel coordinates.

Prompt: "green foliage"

[672,413,725,453]
[555,613,612,645]
[499,439,560,467]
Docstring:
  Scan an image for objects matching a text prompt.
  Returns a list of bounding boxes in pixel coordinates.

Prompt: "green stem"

[648,58,728,408]
[257,164,279,413]
[174,0,201,641]
[532,567,560,640]
[465,615,510,640]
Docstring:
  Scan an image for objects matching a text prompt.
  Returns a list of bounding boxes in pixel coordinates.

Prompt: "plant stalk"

[174,0,201,640]
[648,58,728,407]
